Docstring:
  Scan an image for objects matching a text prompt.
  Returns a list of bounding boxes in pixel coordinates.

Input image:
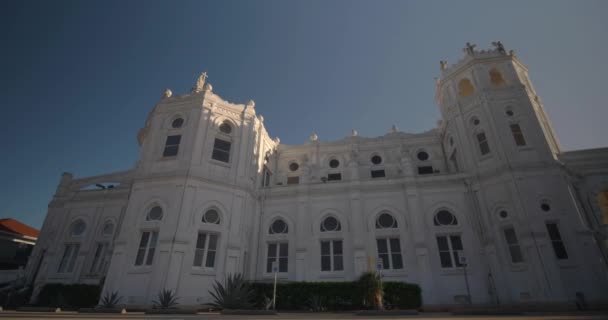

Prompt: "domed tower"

[102,72,278,307]
[435,43,608,304]
[436,42,560,173]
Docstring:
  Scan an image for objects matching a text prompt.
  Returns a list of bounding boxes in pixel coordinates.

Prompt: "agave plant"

[208,273,254,310]
[152,289,179,309]
[99,291,122,308]
[358,271,383,310]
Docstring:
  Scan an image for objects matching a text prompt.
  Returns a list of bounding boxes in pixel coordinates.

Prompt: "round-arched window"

[202,209,220,224]
[70,220,86,236]
[540,202,551,212]
[417,151,429,161]
[471,117,480,126]
[329,159,340,168]
[489,69,506,86]
[219,122,232,134]
[371,155,382,165]
[171,118,184,128]
[269,219,288,234]
[289,162,299,172]
[102,222,114,236]
[434,210,458,226]
[321,216,341,232]
[376,213,398,229]
[458,78,475,97]
[147,206,163,221]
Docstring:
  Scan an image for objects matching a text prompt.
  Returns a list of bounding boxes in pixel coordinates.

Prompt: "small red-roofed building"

[0,218,39,283]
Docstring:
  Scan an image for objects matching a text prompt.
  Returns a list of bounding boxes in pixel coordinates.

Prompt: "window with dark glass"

[262,166,272,187]
[329,159,340,168]
[476,132,490,155]
[193,233,218,268]
[376,238,403,270]
[327,173,341,181]
[417,151,429,161]
[371,155,382,165]
[371,169,386,178]
[266,242,288,273]
[211,138,231,163]
[434,210,458,226]
[436,235,464,268]
[503,227,523,263]
[510,124,527,146]
[163,135,181,157]
[321,240,343,271]
[287,176,299,185]
[57,243,80,273]
[171,118,184,128]
[135,231,158,266]
[89,242,108,274]
[418,166,434,175]
[546,223,568,260]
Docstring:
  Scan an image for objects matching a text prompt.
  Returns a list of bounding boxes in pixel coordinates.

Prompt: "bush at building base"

[36,284,101,308]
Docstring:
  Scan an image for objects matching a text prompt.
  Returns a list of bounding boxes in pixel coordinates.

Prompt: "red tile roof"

[0,218,39,238]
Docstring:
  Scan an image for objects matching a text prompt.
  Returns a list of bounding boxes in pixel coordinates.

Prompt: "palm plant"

[99,291,122,308]
[152,289,179,309]
[208,273,254,310]
[358,271,383,310]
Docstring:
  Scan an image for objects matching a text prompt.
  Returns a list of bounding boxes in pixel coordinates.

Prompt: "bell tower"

[436,42,561,173]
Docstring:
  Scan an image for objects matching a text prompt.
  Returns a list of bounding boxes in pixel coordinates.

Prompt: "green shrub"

[358,272,383,309]
[383,282,422,309]
[250,280,420,311]
[36,284,101,308]
[152,289,179,309]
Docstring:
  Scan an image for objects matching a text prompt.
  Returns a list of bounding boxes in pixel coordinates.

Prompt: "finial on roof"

[162,88,172,99]
[390,125,398,133]
[192,71,208,93]
[310,133,318,141]
[351,129,358,137]
[440,60,448,71]
[463,42,477,55]
[491,41,506,54]
[246,99,255,108]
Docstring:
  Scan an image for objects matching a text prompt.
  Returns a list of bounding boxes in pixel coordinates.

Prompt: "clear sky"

[1,0,607,229]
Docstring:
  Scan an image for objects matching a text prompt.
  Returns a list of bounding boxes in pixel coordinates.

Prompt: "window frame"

[502,227,524,264]
[476,131,491,156]
[134,230,159,267]
[376,237,404,270]
[211,138,232,163]
[435,234,465,269]
[162,135,181,158]
[509,123,527,147]
[192,232,219,269]
[320,239,344,272]
[89,242,109,274]
[266,241,289,274]
[545,222,568,260]
[57,243,80,273]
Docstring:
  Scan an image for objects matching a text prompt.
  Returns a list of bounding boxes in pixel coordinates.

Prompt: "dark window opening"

[327,173,342,181]
[418,166,434,175]
[371,169,386,178]
[163,135,181,157]
[287,176,299,185]
[546,223,568,260]
[329,159,340,168]
[371,155,382,165]
[211,138,231,163]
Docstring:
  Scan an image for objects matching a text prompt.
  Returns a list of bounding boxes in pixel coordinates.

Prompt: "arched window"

[434,210,458,226]
[320,216,341,232]
[171,118,184,128]
[374,212,402,270]
[489,69,506,86]
[476,131,491,156]
[376,212,398,229]
[458,78,475,97]
[102,221,114,236]
[146,206,163,221]
[269,219,288,234]
[202,208,221,224]
[219,121,232,134]
[70,220,86,236]
[267,218,289,273]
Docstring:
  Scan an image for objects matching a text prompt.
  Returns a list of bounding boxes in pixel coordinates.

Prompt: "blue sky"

[1,0,607,228]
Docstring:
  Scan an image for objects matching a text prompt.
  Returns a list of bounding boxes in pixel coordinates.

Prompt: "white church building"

[25,43,608,308]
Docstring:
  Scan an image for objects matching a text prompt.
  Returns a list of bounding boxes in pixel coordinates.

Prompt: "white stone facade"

[25,44,608,308]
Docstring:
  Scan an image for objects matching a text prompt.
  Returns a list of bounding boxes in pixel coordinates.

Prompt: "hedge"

[250,281,421,310]
[36,284,101,308]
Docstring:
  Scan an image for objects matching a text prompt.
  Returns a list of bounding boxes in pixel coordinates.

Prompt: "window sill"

[191,268,216,276]
[439,268,468,276]
[209,159,231,168]
[379,270,408,277]
[128,266,153,274]
[159,156,178,161]
[319,271,345,279]
[262,273,289,280]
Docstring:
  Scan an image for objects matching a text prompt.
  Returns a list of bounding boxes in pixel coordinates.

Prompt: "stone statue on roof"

[193,71,208,93]
[464,42,476,55]
[491,41,506,54]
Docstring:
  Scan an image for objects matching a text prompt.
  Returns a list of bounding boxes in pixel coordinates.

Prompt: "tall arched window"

[374,212,403,270]
[476,131,491,156]
[58,220,86,273]
[320,216,343,272]
[489,69,506,86]
[266,218,289,273]
[193,208,222,269]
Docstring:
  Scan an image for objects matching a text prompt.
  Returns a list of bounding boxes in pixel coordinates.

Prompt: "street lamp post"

[459,254,472,305]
